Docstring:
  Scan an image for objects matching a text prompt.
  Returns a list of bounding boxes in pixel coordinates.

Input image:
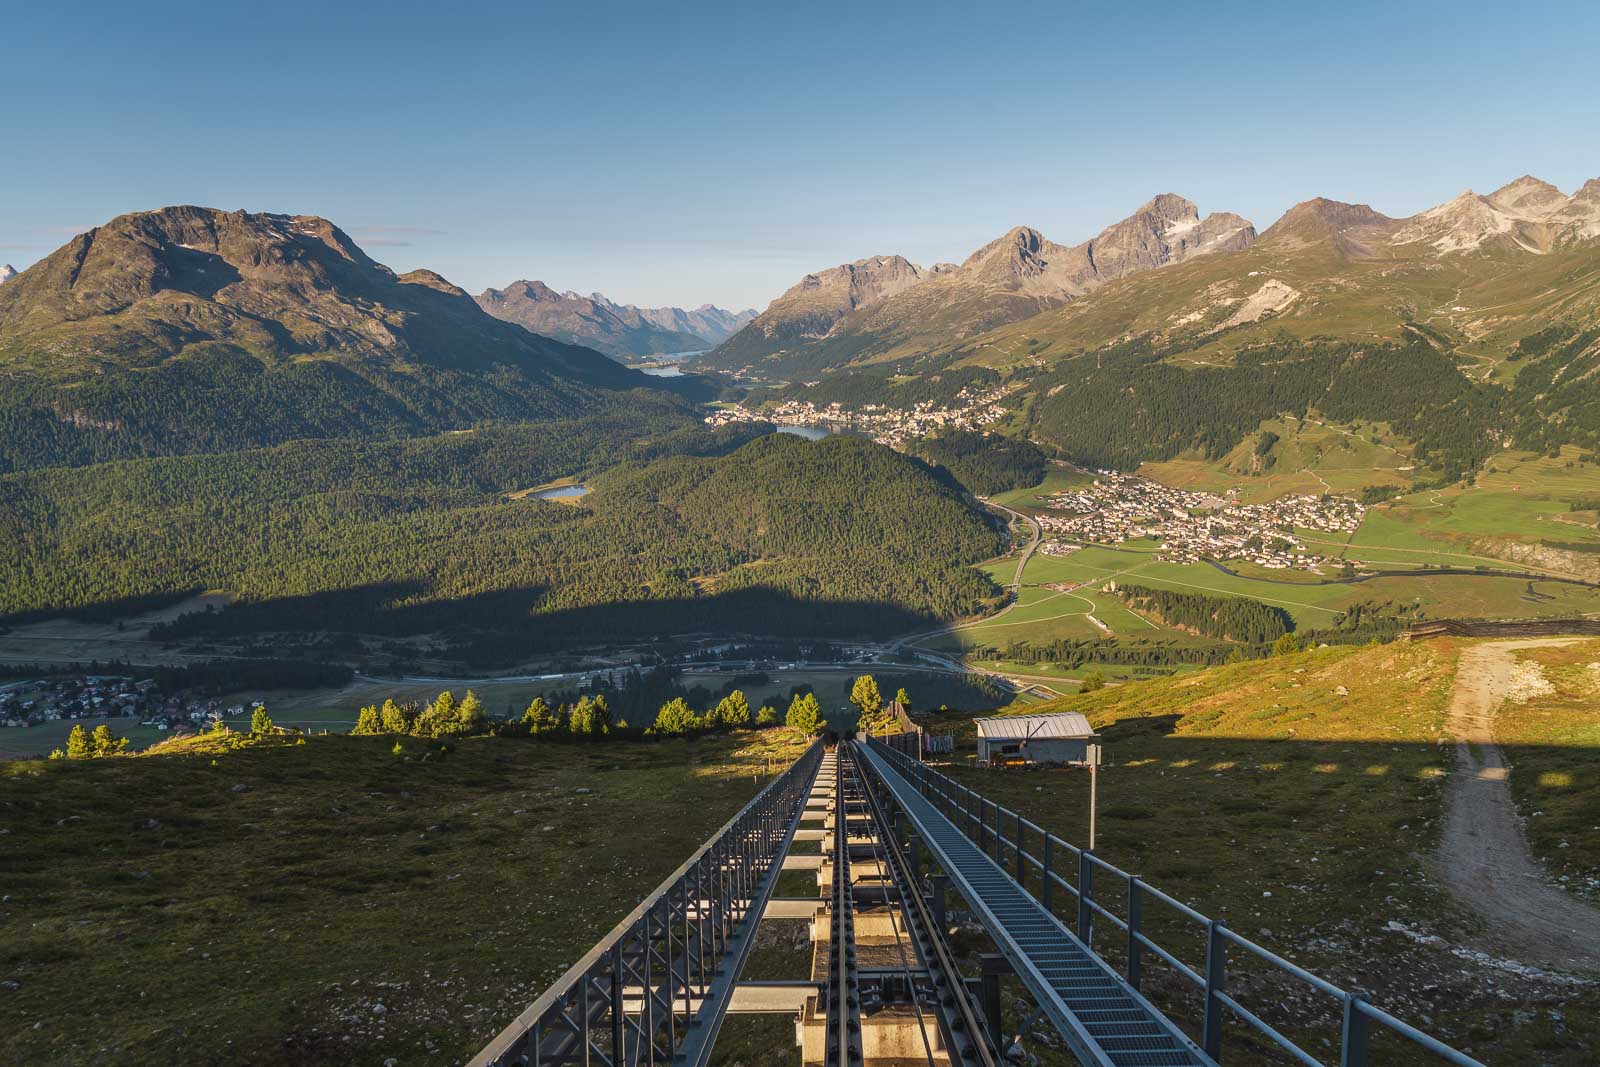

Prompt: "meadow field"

[924,640,1597,1061]
[0,729,812,1066]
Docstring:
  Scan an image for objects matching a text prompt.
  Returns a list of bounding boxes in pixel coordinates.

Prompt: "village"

[0,674,254,735]
[703,382,1013,447]
[1036,469,1365,572]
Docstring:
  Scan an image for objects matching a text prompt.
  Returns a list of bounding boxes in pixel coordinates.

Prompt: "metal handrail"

[470,739,824,1067]
[867,739,1483,1067]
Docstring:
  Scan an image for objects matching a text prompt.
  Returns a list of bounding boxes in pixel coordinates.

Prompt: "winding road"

[1440,638,1600,973]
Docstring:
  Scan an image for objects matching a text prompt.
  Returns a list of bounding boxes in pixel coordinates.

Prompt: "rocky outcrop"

[1392,176,1600,254]
[705,195,1255,376]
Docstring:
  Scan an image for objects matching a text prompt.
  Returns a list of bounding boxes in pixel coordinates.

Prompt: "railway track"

[473,737,1481,1067]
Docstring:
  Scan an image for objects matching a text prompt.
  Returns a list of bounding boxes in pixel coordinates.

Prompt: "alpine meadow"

[3,5,1599,1066]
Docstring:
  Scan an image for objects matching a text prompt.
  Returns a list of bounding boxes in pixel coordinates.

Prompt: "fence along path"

[857,738,1485,1067]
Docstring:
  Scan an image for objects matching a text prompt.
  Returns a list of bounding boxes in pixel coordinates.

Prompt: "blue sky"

[3,1,1598,309]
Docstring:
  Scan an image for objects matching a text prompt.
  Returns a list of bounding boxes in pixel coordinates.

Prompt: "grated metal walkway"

[854,742,1211,1067]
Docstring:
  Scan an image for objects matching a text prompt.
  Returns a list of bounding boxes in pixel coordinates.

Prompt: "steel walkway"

[854,741,1211,1067]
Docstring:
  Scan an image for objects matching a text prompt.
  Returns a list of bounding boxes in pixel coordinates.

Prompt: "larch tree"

[65,724,91,759]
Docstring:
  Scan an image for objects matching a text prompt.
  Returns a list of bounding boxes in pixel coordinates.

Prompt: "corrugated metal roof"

[974,712,1096,739]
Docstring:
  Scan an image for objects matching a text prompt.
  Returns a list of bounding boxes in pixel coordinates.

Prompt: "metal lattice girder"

[853,742,1211,1067]
[470,741,824,1067]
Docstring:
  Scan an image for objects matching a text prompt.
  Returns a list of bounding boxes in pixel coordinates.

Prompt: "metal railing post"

[1041,834,1054,911]
[1126,877,1143,990]
[931,874,948,931]
[1203,919,1227,1060]
[1076,851,1094,945]
[1341,994,1371,1067]
[1014,811,1025,885]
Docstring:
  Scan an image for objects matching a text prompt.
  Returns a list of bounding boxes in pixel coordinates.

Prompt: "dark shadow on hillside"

[144,581,946,668]
[0,588,206,629]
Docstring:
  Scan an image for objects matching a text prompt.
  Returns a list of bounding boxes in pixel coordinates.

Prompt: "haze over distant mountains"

[0,264,16,283]
[476,280,756,360]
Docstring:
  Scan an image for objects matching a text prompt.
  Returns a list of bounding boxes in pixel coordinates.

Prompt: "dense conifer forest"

[909,430,1047,496]
[1110,583,1291,643]
[2,428,1003,664]
[1029,339,1501,480]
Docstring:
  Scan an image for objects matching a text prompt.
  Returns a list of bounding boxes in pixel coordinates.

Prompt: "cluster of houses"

[0,675,250,734]
[704,384,1012,447]
[1037,470,1365,573]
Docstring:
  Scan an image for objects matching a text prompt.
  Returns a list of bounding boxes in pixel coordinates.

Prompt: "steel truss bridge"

[471,738,1482,1067]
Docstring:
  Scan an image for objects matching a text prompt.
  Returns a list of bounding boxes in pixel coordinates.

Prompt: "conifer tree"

[250,707,275,736]
[379,698,410,734]
[65,724,91,759]
[569,694,611,737]
[457,690,485,732]
[90,723,127,756]
[522,696,561,735]
[352,705,382,734]
[652,697,698,735]
[850,675,883,730]
[714,690,751,729]
[785,692,822,735]
[756,705,778,727]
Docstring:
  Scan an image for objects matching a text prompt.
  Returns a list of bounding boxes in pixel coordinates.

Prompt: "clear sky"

[3,1,1598,310]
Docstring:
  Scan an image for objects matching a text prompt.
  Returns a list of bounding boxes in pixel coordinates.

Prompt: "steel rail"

[841,744,941,1067]
[825,748,864,1067]
[846,741,1000,1067]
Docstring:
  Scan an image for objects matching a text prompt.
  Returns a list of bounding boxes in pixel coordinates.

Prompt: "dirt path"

[1440,638,1600,972]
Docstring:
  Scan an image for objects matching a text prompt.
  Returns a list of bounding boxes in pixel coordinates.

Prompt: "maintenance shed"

[975,712,1100,767]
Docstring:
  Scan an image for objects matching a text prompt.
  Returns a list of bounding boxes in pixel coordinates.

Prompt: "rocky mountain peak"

[0,264,16,284]
[1263,198,1398,257]
[475,279,756,358]
[1488,175,1567,215]
[1394,177,1600,253]
[1137,193,1200,224]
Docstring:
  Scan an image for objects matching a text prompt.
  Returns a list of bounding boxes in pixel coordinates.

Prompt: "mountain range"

[0,206,667,472]
[475,281,755,360]
[697,194,1255,378]
[958,175,1600,373]
[698,177,1600,383]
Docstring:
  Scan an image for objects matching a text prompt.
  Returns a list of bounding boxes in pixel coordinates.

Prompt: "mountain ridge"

[0,205,670,472]
[475,281,755,360]
[696,194,1255,379]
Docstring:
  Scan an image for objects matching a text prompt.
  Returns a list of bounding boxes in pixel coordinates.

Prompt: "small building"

[975,712,1100,767]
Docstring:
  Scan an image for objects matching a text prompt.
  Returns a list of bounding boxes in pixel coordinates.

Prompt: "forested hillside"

[1028,338,1499,480]
[0,206,660,472]
[2,431,1002,664]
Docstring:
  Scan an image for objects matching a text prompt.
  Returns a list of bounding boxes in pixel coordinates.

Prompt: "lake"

[535,484,591,500]
[776,425,836,441]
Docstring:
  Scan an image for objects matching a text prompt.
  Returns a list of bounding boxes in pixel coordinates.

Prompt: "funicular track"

[471,740,999,1067]
[474,737,1482,1067]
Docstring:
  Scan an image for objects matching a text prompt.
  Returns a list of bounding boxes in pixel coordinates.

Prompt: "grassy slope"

[1503,640,1600,899]
[948,236,1600,376]
[0,729,809,1066]
[925,640,1597,1060]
